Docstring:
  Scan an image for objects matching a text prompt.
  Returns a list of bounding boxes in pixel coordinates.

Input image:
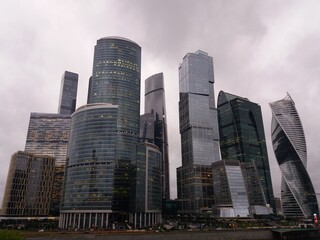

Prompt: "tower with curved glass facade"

[88,37,141,212]
[59,103,118,229]
[217,91,274,210]
[60,37,141,229]
[270,93,319,218]
[144,73,170,200]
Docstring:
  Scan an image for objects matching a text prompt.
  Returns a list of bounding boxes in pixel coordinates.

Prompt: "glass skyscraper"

[58,71,78,114]
[25,112,71,215]
[88,36,141,212]
[2,70,78,218]
[59,103,118,229]
[212,160,250,217]
[129,142,162,228]
[87,36,141,164]
[1,151,55,218]
[177,50,220,214]
[25,113,71,165]
[270,93,318,218]
[144,73,170,200]
[60,37,141,228]
[217,91,274,209]
[139,113,154,143]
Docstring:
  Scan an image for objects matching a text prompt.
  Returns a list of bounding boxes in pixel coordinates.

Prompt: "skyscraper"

[140,113,154,143]
[1,71,78,219]
[59,103,118,229]
[25,112,71,215]
[58,71,78,114]
[87,36,141,212]
[25,113,71,165]
[212,160,250,217]
[177,50,220,214]
[60,37,141,228]
[217,91,274,209]
[144,73,170,200]
[129,142,162,228]
[1,151,55,218]
[270,93,319,218]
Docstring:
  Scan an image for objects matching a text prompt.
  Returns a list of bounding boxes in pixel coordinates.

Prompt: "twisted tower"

[270,93,318,218]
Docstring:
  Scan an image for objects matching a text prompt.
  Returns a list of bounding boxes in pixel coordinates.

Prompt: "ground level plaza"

[59,211,162,229]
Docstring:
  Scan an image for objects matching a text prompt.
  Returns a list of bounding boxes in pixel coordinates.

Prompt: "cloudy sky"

[1,0,320,204]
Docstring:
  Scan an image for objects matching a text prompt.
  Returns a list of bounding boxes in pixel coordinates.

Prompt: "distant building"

[1,151,55,218]
[129,142,162,228]
[25,113,71,166]
[140,113,154,143]
[58,71,78,114]
[144,73,170,200]
[217,91,274,209]
[177,50,220,214]
[270,93,319,218]
[212,160,249,218]
[25,112,71,216]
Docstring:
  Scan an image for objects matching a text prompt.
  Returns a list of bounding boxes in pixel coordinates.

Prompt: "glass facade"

[177,165,214,214]
[241,162,266,206]
[217,91,274,209]
[60,103,118,229]
[60,36,141,229]
[87,37,141,212]
[226,163,250,217]
[212,160,249,217]
[25,113,71,165]
[179,50,220,166]
[25,112,71,216]
[177,50,220,214]
[140,113,154,143]
[144,73,170,200]
[58,71,78,114]
[129,142,162,228]
[1,151,55,217]
[270,93,319,218]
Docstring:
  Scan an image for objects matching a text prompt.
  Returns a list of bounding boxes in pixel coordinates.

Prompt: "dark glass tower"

[140,113,154,143]
[129,142,162,228]
[58,71,78,114]
[60,37,141,229]
[270,93,318,218]
[87,36,141,212]
[177,50,220,214]
[25,112,71,216]
[1,151,55,217]
[25,113,71,166]
[217,91,274,209]
[144,73,170,200]
[59,103,118,229]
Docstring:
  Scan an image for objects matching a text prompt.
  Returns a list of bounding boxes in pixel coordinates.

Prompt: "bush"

[0,230,24,240]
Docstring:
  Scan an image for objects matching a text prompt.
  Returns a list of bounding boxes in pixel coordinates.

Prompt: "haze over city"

[1,0,320,206]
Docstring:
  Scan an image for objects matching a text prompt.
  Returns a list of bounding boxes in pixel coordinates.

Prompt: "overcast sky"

[1,0,320,205]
